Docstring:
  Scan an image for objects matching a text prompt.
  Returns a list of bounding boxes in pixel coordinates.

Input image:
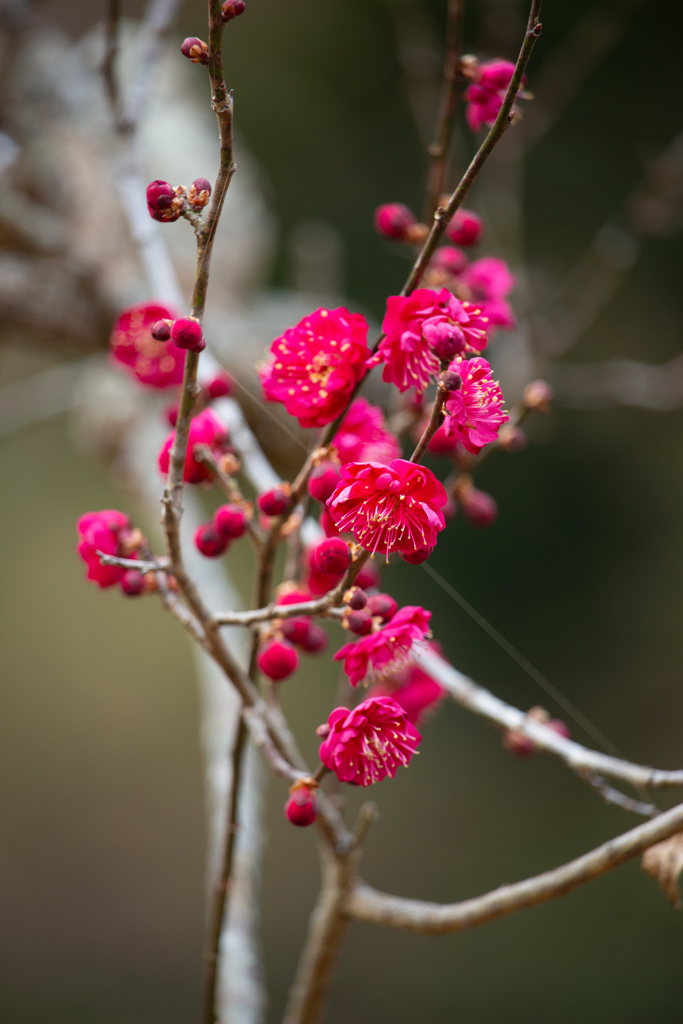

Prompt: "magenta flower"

[259,307,369,428]
[334,605,432,686]
[326,459,447,557]
[460,256,516,331]
[76,510,131,588]
[158,408,230,484]
[110,302,185,388]
[465,59,519,132]
[333,398,400,465]
[319,696,422,786]
[443,356,508,454]
[378,288,489,394]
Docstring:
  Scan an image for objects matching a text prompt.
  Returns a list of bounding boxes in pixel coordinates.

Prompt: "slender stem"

[403,0,544,297]
[201,718,249,1024]
[409,364,449,463]
[346,799,683,935]
[102,0,121,119]
[212,595,343,628]
[424,0,464,218]
[283,804,376,1024]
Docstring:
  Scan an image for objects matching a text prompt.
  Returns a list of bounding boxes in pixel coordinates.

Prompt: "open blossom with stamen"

[259,307,369,428]
[377,288,489,394]
[319,696,422,786]
[333,398,400,465]
[326,459,447,557]
[110,302,185,388]
[158,408,229,484]
[334,605,432,686]
[460,256,516,331]
[443,356,508,454]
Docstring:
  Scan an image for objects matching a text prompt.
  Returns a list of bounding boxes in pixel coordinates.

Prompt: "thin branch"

[212,596,343,628]
[414,647,683,791]
[581,772,657,818]
[202,718,249,1024]
[102,0,122,120]
[409,364,449,463]
[283,804,377,1024]
[402,0,543,297]
[345,799,683,935]
[97,552,170,574]
[424,0,464,217]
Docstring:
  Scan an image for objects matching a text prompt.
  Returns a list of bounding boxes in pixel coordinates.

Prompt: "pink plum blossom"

[158,408,229,484]
[326,459,447,557]
[259,307,369,428]
[76,510,131,588]
[319,696,422,786]
[443,356,508,454]
[110,302,185,388]
[377,288,489,394]
[464,59,519,132]
[334,605,432,686]
[333,398,400,465]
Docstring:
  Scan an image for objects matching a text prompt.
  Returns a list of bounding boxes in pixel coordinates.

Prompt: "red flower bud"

[206,372,233,399]
[503,729,536,759]
[257,485,290,517]
[281,617,312,646]
[430,245,468,275]
[523,379,553,413]
[284,782,317,827]
[461,488,498,528]
[146,179,180,222]
[498,424,527,452]
[366,593,397,621]
[446,208,484,247]
[150,319,172,342]
[121,569,145,596]
[221,0,246,21]
[308,460,342,503]
[180,36,209,64]
[343,586,367,610]
[195,522,229,558]
[374,202,416,241]
[400,545,434,565]
[165,403,179,427]
[214,503,247,540]
[301,623,329,654]
[548,718,571,739]
[440,370,463,393]
[343,609,374,636]
[312,538,351,577]
[257,638,299,681]
[170,317,204,351]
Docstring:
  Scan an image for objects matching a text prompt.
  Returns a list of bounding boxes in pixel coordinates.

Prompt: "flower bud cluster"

[76,511,163,598]
[194,502,249,559]
[146,178,212,223]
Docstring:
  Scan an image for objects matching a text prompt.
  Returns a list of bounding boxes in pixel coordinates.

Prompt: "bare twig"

[409,364,449,463]
[346,799,683,934]
[581,773,657,818]
[414,647,683,792]
[102,0,122,120]
[403,0,544,297]
[283,805,377,1024]
[212,596,344,628]
[424,0,464,217]
[97,552,170,574]
[202,718,249,1024]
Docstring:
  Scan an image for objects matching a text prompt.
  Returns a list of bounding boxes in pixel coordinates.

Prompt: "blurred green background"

[2,0,683,1022]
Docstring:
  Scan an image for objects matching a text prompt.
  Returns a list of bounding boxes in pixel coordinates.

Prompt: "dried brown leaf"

[642,831,683,909]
